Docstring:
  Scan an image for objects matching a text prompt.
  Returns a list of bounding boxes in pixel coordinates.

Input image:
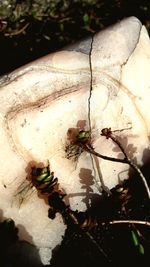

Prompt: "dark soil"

[50,167,150,267]
[0,0,149,75]
[0,164,150,267]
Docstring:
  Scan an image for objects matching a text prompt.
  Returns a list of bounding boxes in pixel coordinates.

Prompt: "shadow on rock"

[0,214,44,267]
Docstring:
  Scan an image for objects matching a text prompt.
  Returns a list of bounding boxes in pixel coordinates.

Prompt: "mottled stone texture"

[0,17,150,264]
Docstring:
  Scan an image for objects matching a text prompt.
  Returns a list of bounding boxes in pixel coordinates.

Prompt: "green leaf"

[60,23,64,32]
[83,14,90,26]
[131,230,145,255]
[139,244,145,255]
[131,230,139,247]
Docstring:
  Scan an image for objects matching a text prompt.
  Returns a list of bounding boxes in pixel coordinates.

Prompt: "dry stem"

[107,220,150,227]
[80,129,150,199]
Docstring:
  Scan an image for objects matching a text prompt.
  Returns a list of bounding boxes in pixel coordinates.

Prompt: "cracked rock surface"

[0,16,150,264]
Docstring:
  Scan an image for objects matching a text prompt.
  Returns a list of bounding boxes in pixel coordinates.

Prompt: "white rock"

[0,16,149,264]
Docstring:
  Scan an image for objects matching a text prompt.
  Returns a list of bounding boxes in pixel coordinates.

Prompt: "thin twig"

[110,134,150,200]
[83,144,128,164]
[107,220,150,227]
[80,129,150,199]
[66,209,109,260]
[4,23,30,37]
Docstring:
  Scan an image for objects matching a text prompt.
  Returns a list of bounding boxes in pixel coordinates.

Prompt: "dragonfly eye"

[32,166,49,177]
[32,167,42,176]
[77,130,91,144]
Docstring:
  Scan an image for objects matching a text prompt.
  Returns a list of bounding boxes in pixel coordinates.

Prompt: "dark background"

[0,0,149,75]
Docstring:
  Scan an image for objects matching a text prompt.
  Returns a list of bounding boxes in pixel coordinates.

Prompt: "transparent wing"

[13,179,36,208]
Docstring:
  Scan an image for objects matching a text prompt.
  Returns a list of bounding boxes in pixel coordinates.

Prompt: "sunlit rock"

[0,16,149,264]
